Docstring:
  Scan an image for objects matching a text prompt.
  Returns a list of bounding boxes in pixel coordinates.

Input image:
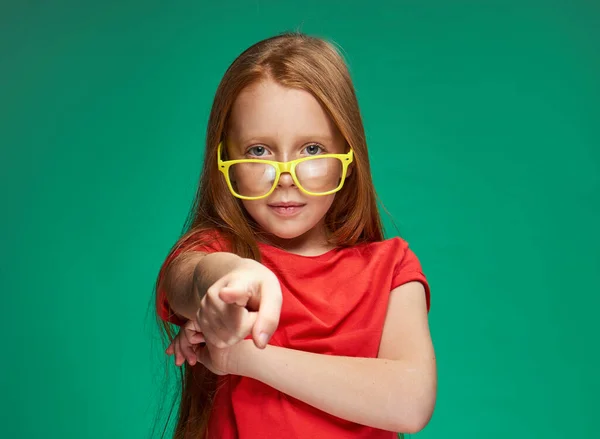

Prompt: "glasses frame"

[217,142,354,200]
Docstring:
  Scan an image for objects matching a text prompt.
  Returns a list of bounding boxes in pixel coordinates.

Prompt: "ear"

[346,163,354,178]
[221,140,229,160]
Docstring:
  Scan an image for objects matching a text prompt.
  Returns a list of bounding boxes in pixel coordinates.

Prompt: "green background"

[1,1,598,438]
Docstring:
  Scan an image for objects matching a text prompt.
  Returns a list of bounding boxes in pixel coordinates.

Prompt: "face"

[226,79,347,244]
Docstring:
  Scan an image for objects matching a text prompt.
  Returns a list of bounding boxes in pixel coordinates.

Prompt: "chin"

[243,199,334,242]
[261,222,314,240]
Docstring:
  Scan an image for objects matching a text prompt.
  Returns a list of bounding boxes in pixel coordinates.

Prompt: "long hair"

[156,32,385,438]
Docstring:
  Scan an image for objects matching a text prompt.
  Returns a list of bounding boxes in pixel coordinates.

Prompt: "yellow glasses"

[217,142,354,200]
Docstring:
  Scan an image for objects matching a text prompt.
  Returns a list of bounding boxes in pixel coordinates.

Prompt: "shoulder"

[360,237,430,311]
[161,228,230,271]
[177,228,230,254]
[353,236,411,259]
[330,237,415,268]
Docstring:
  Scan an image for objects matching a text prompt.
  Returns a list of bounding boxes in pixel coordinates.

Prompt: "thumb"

[166,342,175,355]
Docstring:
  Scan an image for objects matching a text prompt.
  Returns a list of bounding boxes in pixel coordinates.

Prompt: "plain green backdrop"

[1,1,598,438]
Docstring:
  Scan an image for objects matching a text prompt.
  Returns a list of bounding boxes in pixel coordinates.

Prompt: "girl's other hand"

[196,258,282,350]
[165,319,205,367]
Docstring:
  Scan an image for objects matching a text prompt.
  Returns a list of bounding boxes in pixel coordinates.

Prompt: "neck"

[258,223,334,257]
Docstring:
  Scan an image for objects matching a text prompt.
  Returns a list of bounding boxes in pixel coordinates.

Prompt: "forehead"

[228,79,339,144]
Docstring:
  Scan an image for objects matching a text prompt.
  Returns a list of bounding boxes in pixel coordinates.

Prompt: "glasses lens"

[296,157,343,194]
[229,162,276,198]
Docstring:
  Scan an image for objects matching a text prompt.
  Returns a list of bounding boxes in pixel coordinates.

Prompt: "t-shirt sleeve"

[391,239,431,312]
[156,231,225,326]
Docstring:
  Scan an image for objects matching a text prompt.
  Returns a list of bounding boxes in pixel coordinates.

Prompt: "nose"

[277,171,296,188]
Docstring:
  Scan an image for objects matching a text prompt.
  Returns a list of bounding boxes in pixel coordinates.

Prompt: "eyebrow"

[236,134,336,147]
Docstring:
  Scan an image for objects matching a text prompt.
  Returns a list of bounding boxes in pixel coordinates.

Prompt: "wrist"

[229,339,261,377]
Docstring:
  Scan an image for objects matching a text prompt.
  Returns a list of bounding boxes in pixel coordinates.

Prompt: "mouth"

[267,201,306,217]
[268,202,306,208]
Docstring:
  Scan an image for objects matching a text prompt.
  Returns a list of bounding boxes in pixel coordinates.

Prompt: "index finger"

[252,275,282,349]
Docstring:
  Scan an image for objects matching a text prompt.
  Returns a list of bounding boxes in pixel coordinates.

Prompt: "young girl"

[156,32,436,439]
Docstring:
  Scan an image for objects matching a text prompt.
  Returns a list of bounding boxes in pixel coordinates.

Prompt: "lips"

[267,201,306,208]
[267,201,306,217]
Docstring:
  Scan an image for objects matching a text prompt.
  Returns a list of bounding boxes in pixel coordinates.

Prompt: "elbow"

[389,402,435,434]
[386,383,436,433]
[395,408,434,434]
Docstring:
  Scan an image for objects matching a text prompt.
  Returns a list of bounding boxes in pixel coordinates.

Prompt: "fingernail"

[259,332,269,347]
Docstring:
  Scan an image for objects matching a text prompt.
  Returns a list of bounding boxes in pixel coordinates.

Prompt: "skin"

[166,79,437,433]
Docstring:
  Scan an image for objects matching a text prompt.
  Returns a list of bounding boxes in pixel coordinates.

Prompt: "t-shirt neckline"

[257,242,341,260]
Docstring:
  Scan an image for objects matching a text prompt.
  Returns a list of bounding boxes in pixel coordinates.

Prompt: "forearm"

[162,251,243,320]
[238,344,436,433]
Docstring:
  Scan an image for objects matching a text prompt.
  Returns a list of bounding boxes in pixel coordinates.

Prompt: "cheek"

[240,200,262,219]
[312,194,335,215]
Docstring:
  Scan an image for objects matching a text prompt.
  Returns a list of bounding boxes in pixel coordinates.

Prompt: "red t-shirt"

[157,233,430,438]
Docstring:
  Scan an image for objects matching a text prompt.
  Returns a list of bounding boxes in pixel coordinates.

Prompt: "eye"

[303,144,324,155]
[246,145,268,157]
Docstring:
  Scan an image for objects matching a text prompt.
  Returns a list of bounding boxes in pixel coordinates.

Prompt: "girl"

[156,32,436,439]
